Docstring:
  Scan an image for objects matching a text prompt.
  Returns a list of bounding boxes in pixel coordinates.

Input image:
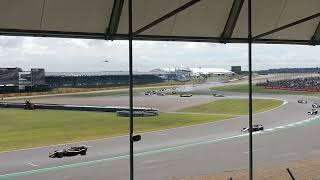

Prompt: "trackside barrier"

[264,86,320,92]
[0,102,159,113]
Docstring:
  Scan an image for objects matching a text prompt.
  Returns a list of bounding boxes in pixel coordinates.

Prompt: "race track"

[1,83,320,180]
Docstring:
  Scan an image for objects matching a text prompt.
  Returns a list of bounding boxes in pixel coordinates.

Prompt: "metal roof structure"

[0,1,319,180]
[0,0,319,45]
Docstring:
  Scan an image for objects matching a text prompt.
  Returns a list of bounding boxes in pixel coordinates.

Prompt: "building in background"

[31,68,46,85]
[156,67,192,81]
[191,67,233,76]
[231,66,242,74]
[0,68,20,85]
[0,67,49,93]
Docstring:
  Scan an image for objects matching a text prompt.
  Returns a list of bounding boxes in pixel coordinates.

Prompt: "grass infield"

[179,99,283,115]
[0,109,234,152]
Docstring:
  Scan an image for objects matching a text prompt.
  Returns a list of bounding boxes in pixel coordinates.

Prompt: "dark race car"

[24,100,36,110]
[156,92,166,96]
[180,94,193,97]
[308,109,318,115]
[241,124,264,132]
[144,91,152,96]
[312,103,320,108]
[49,146,88,158]
[213,93,224,97]
[297,99,307,104]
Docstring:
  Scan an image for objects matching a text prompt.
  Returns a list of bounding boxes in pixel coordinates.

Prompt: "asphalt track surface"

[1,83,320,179]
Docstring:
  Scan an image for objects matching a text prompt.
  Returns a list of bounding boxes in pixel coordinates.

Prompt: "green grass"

[210,84,320,96]
[179,99,283,115]
[0,109,234,151]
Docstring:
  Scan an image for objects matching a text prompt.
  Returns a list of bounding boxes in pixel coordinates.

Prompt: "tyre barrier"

[116,110,159,117]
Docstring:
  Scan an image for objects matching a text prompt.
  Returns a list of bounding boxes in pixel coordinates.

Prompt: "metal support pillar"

[128,0,134,180]
[248,0,253,179]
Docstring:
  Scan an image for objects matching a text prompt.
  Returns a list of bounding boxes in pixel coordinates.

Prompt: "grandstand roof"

[0,0,319,45]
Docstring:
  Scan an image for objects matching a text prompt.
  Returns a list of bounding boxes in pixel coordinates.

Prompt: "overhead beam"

[106,0,124,39]
[253,13,320,40]
[133,0,202,36]
[311,22,320,45]
[0,28,318,45]
[220,0,244,43]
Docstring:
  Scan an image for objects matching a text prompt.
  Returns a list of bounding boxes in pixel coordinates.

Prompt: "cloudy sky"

[0,36,319,72]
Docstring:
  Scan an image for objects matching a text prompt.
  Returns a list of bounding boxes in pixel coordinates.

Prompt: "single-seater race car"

[297,99,307,104]
[212,93,224,97]
[241,124,264,132]
[180,94,193,97]
[144,91,152,96]
[312,103,320,108]
[49,146,88,158]
[308,109,318,115]
[156,92,166,96]
[24,100,36,110]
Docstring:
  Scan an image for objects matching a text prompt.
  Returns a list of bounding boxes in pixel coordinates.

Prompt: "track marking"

[0,116,319,179]
[253,100,288,115]
[27,163,39,167]
[157,133,169,136]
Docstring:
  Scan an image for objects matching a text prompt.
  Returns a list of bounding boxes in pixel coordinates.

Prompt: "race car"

[297,99,307,104]
[144,91,152,96]
[308,109,318,115]
[241,124,264,132]
[24,100,36,110]
[312,103,320,108]
[213,93,224,97]
[156,92,166,96]
[180,94,193,97]
[49,146,88,158]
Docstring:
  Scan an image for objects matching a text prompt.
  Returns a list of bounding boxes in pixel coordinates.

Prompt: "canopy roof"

[0,0,319,45]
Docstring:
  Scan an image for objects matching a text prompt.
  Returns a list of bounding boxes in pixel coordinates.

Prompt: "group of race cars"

[144,88,194,97]
[298,99,319,115]
[144,88,176,96]
[240,98,320,133]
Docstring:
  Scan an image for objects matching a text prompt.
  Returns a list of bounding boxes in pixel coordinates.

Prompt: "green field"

[0,109,234,151]
[210,84,320,96]
[179,99,283,115]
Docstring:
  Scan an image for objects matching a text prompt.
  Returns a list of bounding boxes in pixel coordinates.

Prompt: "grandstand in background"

[0,68,48,93]
[257,67,320,74]
[45,71,166,88]
[0,68,186,93]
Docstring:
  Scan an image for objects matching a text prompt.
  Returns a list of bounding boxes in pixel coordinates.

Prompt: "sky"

[0,36,319,72]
